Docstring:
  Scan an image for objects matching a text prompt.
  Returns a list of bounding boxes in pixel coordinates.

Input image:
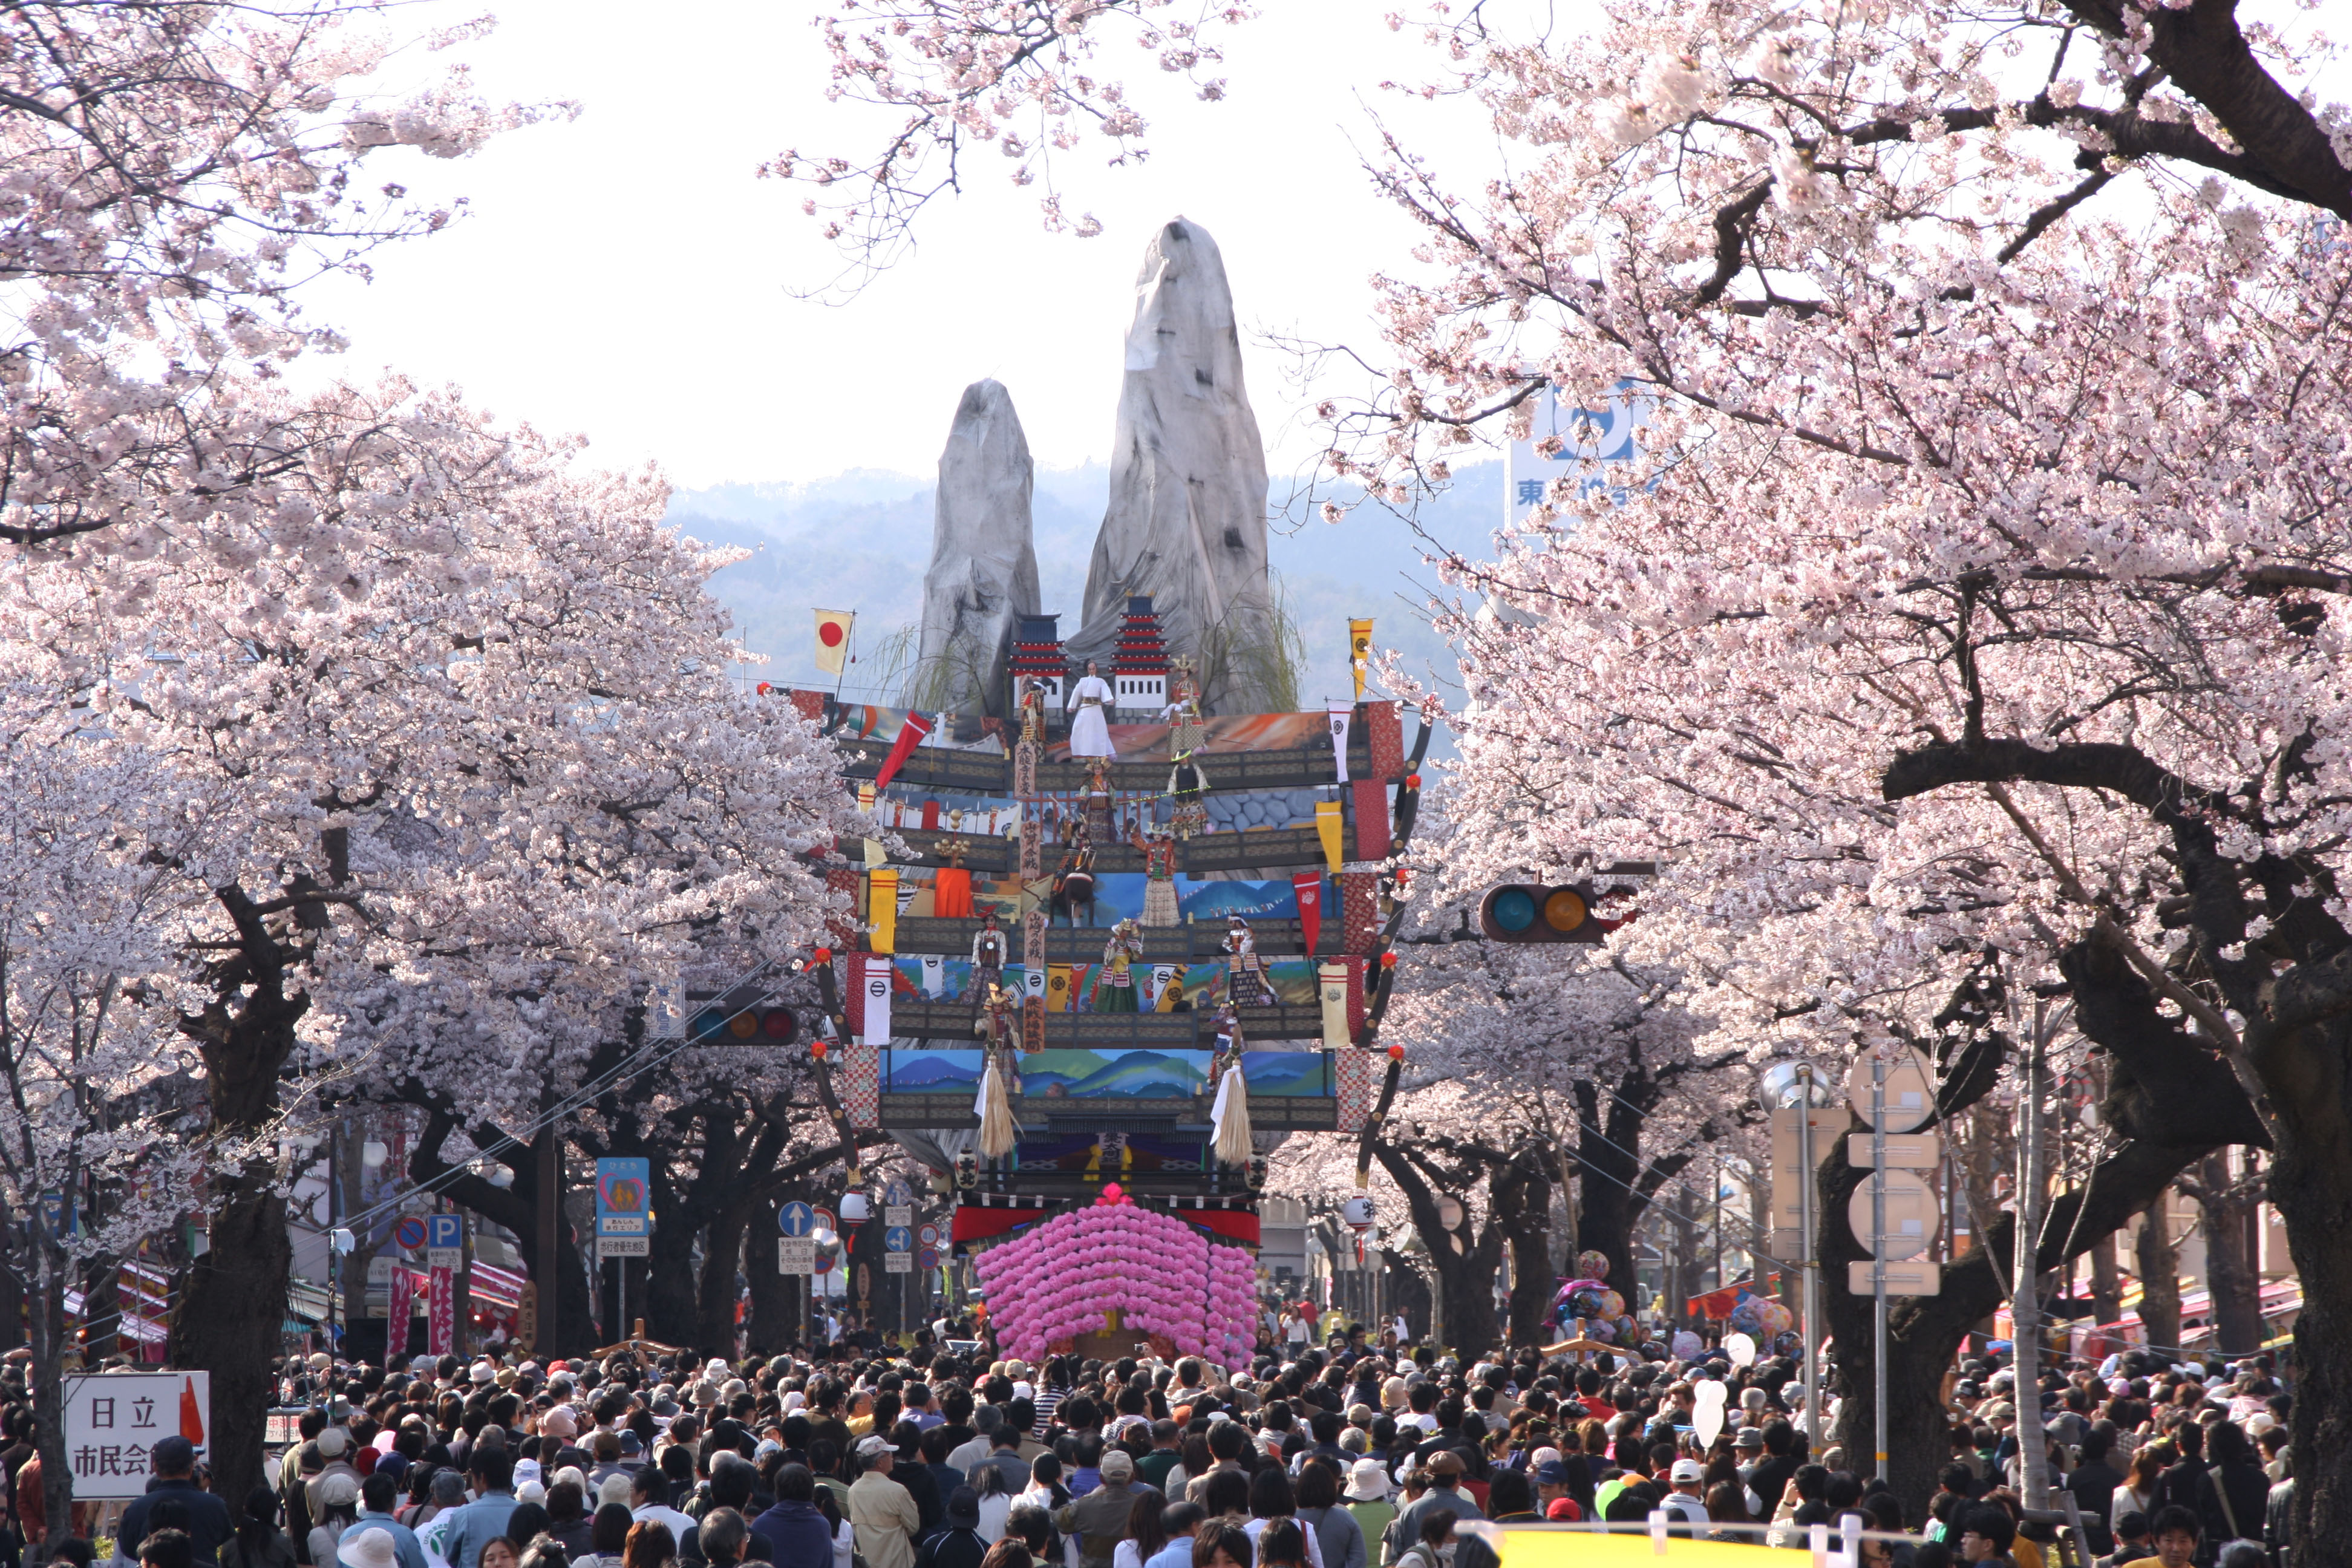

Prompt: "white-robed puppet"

[1066,658,1117,759]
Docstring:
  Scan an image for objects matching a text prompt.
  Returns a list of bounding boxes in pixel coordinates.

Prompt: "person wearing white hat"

[1341,1460,1394,1556]
[338,1528,401,1568]
[1661,1460,1710,1533]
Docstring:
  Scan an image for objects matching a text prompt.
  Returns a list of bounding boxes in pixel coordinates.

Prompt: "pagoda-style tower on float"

[1008,613,1069,714]
[1112,595,1169,719]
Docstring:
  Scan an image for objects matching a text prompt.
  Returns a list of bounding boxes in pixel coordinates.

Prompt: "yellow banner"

[1315,800,1345,873]
[866,868,899,953]
[1350,617,1374,699]
[858,784,884,868]
[1485,1525,1793,1568]
[1045,964,1076,1012]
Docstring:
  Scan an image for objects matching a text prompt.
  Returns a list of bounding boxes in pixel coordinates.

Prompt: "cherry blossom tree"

[1,0,569,552]
[0,681,233,1550]
[11,374,866,1495]
[789,0,2352,1524]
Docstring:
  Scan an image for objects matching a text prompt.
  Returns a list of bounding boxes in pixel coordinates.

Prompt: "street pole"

[2014,1006,2052,1510]
[1872,1050,1889,1481]
[537,1125,560,1356]
[1800,1064,1819,1462]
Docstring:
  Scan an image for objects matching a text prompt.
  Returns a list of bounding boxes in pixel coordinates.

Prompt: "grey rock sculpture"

[1067,218,1282,714]
[906,379,1041,722]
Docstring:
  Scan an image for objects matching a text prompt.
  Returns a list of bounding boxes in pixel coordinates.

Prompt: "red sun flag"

[814,609,855,676]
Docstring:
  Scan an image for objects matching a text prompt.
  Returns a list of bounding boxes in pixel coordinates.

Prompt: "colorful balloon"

[1576,1249,1612,1281]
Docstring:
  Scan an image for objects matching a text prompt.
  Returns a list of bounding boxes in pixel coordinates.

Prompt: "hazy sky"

[296,1,1555,488]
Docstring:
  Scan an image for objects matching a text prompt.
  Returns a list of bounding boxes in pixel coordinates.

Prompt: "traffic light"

[691,1004,800,1044]
[1477,883,1624,943]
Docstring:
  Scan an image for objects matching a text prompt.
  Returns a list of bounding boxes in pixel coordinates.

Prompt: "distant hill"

[670,463,1506,717]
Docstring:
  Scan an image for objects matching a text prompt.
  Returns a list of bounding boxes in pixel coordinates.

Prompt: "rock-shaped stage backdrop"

[906,217,1281,717]
[907,378,1041,721]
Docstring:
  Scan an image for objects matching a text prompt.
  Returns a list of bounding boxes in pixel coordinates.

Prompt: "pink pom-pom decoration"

[970,1201,1257,1364]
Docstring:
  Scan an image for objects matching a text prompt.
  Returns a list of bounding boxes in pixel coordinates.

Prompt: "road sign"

[1845,1048,1936,1133]
[1768,1106,1845,1235]
[426,1212,463,1269]
[1848,1132,1942,1170]
[917,1223,941,1248]
[884,1205,913,1230]
[393,1217,428,1251]
[918,1248,940,1270]
[780,1201,817,1238]
[813,1206,837,1235]
[884,1178,913,1206]
[885,1252,913,1274]
[597,1157,652,1237]
[1847,1169,1938,1259]
[597,1235,649,1258]
[1848,1259,1942,1296]
[780,1238,816,1274]
[62,1372,210,1497]
[884,1226,914,1254]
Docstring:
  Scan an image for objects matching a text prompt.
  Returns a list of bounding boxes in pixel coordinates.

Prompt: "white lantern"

[1342,1195,1375,1233]
[840,1192,871,1223]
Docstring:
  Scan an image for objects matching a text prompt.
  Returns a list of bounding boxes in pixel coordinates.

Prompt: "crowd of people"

[2,1319,2299,1568]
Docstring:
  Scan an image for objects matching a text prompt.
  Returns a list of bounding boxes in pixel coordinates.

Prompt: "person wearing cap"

[1390,1452,1478,1553]
[1659,1460,1710,1534]
[119,1436,235,1568]
[848,1436,921,1568]
[913,1488,988,1568]
[1056,1449,1155,1568]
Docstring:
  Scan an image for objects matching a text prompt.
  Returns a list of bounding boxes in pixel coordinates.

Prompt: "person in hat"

[1056,1450,1154,1568]
[309,1475,364,1568]
[915,1489,990,1568]
[1659,1460,1710,1534]
[1340,1462,1393,1561]
[848,1436,921,1568]
[338,1527,405,1568]
[1391,1453,1479,1555]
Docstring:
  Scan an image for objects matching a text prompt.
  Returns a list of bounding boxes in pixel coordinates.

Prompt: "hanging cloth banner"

[1326,703,1353,783]
[814,609,855,676]
[858,783,884,868]
[1212,1062,1253,1166]
[1293,873,1325,953]
[1349,618,1374,701]
[918,954,946,997]
[1314,801,1346,874]
[1351,779,1393,861]
[858,953,893,1045]
[1319,960,1353,1046]
[428,1264,455,1356]
[866,868,900,953]
[873,711,934,789]
[1045,964,1077,1012]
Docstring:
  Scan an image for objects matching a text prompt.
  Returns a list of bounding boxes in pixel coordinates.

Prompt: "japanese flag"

[814,609,855,676]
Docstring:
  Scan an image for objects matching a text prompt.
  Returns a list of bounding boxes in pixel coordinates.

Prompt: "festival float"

[736,219,1436,1361]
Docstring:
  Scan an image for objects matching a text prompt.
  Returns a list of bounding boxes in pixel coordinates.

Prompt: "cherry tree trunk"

[2134,1203,2182,1354]
[2197,1152,2265,1355]
[2260,1021,2352,1567]
[169,1171,289,1506]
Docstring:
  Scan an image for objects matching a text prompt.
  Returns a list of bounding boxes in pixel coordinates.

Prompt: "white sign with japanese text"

[61,1373,209,1498]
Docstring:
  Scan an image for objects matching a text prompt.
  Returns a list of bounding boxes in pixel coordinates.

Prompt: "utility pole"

[537,1123,560,1356]
[2014,1001,2053,1511]
[1800,1064,1819,1463]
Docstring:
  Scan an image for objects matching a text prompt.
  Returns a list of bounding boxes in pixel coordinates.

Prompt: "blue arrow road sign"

[780,1201,816,1237]
[884,1226,914,1253]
